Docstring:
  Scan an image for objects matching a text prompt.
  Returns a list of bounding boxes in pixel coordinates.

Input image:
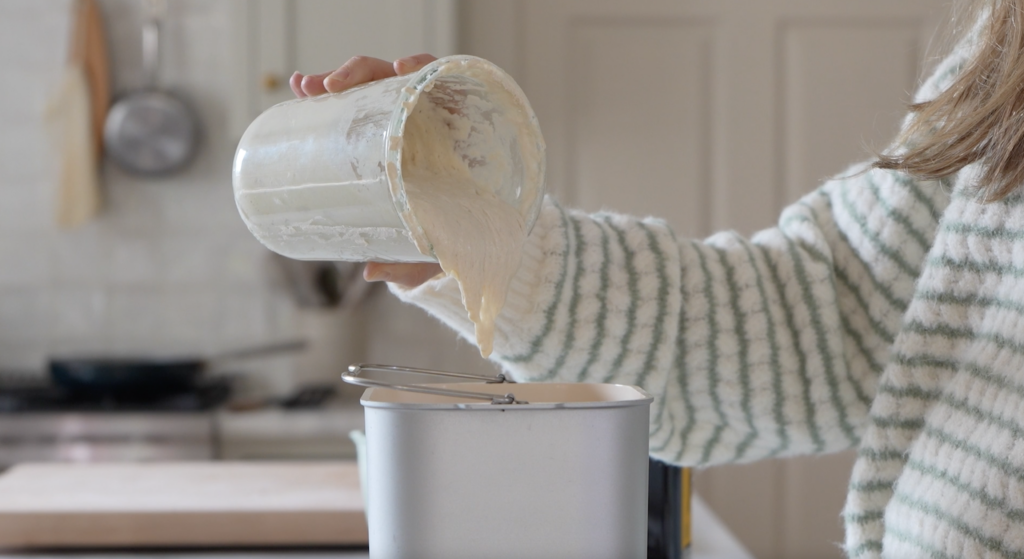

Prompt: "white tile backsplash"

[107,286,165,349]
[0,26,66,78]
[0,234,51,287]
[160,288,220,350]
[151,179,240,233]
[50,226,110,284]
[217,289,274,345]
[47,286,107,339]
[0,126,49,192]
[97,180,165,233]
[160,235,223,285]
[108,237,161,285]
[0,289,50,343]
[0,341,48,372]
[221,240,270,288]
[0,184,51,231]
[0,0,292,382]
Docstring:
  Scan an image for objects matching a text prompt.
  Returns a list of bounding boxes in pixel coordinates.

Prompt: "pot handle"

[142,0,166,88]
[342,364,527,405]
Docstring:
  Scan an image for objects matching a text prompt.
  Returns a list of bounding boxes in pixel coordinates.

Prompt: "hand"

[289,52,437,97]
[291,54,444,288]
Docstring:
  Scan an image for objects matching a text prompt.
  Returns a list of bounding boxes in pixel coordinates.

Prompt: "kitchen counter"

[0,462,753,559]
[0,496,753,559]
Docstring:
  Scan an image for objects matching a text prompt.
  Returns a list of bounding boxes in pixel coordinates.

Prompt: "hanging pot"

[104,0,198,176]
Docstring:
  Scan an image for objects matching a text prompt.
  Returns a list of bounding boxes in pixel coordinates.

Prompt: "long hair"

[875,0,1024,201]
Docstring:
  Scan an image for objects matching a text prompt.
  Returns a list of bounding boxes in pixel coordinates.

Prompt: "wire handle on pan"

[342,364,527,405]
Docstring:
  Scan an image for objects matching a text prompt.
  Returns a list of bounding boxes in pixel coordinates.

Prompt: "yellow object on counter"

[682,466,692,550]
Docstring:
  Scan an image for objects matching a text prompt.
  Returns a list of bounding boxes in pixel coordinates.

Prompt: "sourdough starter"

[400,91,528,358]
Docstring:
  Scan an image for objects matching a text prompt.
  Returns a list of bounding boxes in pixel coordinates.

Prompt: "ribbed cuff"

[388,274,475,342]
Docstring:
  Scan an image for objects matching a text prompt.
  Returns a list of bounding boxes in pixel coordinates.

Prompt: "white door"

[463,1,948,557]
[229,0,456,134]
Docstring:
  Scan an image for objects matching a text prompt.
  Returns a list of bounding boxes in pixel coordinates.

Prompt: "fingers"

[302,71,334,97]
[289,72,306,97]
[364,262,444,288]
[289,71,333,97]
[290,54,438,99]
[394,53,437,76]
[324,56,397,93]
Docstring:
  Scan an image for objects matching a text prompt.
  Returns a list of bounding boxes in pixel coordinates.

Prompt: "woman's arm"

[393,167,951,467]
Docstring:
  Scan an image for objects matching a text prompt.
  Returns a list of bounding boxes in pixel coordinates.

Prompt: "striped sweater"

[390,33,1024,558]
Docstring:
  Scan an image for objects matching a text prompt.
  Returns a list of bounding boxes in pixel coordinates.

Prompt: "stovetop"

[0,372,232,413]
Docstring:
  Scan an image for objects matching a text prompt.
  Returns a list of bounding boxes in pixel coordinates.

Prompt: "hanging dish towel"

[46,0,109,228]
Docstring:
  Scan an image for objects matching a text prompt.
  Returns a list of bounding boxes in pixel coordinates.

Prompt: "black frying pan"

[49,340,306,398]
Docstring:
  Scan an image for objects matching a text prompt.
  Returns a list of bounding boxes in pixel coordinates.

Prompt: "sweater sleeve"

[392,171,949,466]
[389,43,965,467]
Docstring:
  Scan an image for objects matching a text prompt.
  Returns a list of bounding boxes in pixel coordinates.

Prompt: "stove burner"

[0,374,232,413]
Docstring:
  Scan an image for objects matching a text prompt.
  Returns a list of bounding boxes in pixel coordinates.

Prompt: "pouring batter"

[398,89,528,357]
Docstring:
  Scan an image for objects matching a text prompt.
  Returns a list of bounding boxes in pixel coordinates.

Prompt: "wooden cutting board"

[0,462,367,549]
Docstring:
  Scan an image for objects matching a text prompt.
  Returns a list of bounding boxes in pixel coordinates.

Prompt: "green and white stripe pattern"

[390,26,1024,558]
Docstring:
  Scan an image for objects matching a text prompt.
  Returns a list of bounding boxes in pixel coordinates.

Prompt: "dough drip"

[401,84,528,358]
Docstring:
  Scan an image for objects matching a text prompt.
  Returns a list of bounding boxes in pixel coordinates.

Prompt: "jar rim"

[384,55,547,260]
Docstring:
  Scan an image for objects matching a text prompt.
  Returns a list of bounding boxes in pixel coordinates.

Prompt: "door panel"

[567,19,713,237]
[781,20,924,203]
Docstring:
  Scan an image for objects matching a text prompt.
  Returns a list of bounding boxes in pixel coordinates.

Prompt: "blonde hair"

[875,0,1024,201]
